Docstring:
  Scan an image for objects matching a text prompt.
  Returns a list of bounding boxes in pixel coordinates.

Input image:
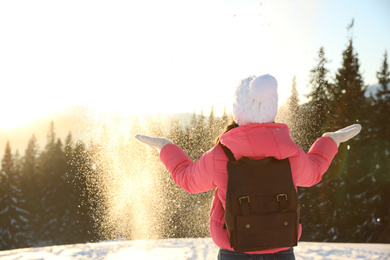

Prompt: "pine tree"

[325,37,367,242]
[306,47,332,141]
[0,142,29,250]
[194,110,207,158]
[37,122,69,245]
[221,106,229,126]
[298,48,334,242]
[164,109,218,239]
[70,140,99,242]
[285,76,302,146]
[61,132,82,244]
[176,110,209,238]
[297,36,368,242]
[364,50,390,242]
[207,106,217,146]
[288,76,299,117]
[20,135,41,246]
[374,51,390,140]
[332,39,366,128]
[167,119,184,145]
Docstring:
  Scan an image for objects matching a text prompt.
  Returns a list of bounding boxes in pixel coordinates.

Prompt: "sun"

[0,105,51,131]
[1,112,36,131]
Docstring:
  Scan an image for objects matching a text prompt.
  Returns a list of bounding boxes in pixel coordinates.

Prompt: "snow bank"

[0,238,389,260]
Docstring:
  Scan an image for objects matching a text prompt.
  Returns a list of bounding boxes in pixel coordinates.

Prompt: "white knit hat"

[232,74,278,126]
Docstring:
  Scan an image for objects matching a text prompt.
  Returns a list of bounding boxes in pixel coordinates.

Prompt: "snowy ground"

[0,238,389,260]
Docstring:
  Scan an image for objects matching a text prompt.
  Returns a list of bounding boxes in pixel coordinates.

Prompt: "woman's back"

[160,122,338,254]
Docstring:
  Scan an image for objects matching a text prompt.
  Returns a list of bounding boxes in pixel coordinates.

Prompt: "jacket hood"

[219,123,299,160]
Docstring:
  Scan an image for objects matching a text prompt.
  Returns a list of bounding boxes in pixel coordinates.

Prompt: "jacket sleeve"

[159,143,217,194]
[294,137,338,187]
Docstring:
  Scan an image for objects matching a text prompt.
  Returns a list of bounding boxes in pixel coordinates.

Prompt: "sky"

[0,0,389,130]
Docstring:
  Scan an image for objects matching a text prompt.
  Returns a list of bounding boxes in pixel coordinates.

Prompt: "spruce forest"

[1,39,389,251]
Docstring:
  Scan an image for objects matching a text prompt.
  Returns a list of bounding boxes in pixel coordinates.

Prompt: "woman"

[135,74,361,259]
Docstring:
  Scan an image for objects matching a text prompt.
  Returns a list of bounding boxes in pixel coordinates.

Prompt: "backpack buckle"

[276,194,288,202]
[239,196,250,204]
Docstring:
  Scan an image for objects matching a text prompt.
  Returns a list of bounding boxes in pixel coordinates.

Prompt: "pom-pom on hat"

[232,74,278,126]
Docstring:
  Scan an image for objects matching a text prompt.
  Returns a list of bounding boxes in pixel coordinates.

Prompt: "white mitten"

[134,134,173,153]
[322,124,362,147]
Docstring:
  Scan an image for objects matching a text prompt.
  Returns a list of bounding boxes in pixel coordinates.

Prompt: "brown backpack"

[221,145,300,252]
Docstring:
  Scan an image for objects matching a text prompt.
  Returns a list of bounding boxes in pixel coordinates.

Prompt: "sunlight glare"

[0,102,55,131]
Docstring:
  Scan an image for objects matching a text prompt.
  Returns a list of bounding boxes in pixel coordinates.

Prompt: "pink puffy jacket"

[160,123,338,254]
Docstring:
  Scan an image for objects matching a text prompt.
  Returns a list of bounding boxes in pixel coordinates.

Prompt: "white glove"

[134,134,173,153]
[322,124,362,147]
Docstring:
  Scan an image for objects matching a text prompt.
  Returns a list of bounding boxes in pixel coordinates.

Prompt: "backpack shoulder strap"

[220,144,237,162]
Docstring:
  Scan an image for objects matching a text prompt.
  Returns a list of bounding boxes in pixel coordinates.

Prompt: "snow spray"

[80,111,172,240]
